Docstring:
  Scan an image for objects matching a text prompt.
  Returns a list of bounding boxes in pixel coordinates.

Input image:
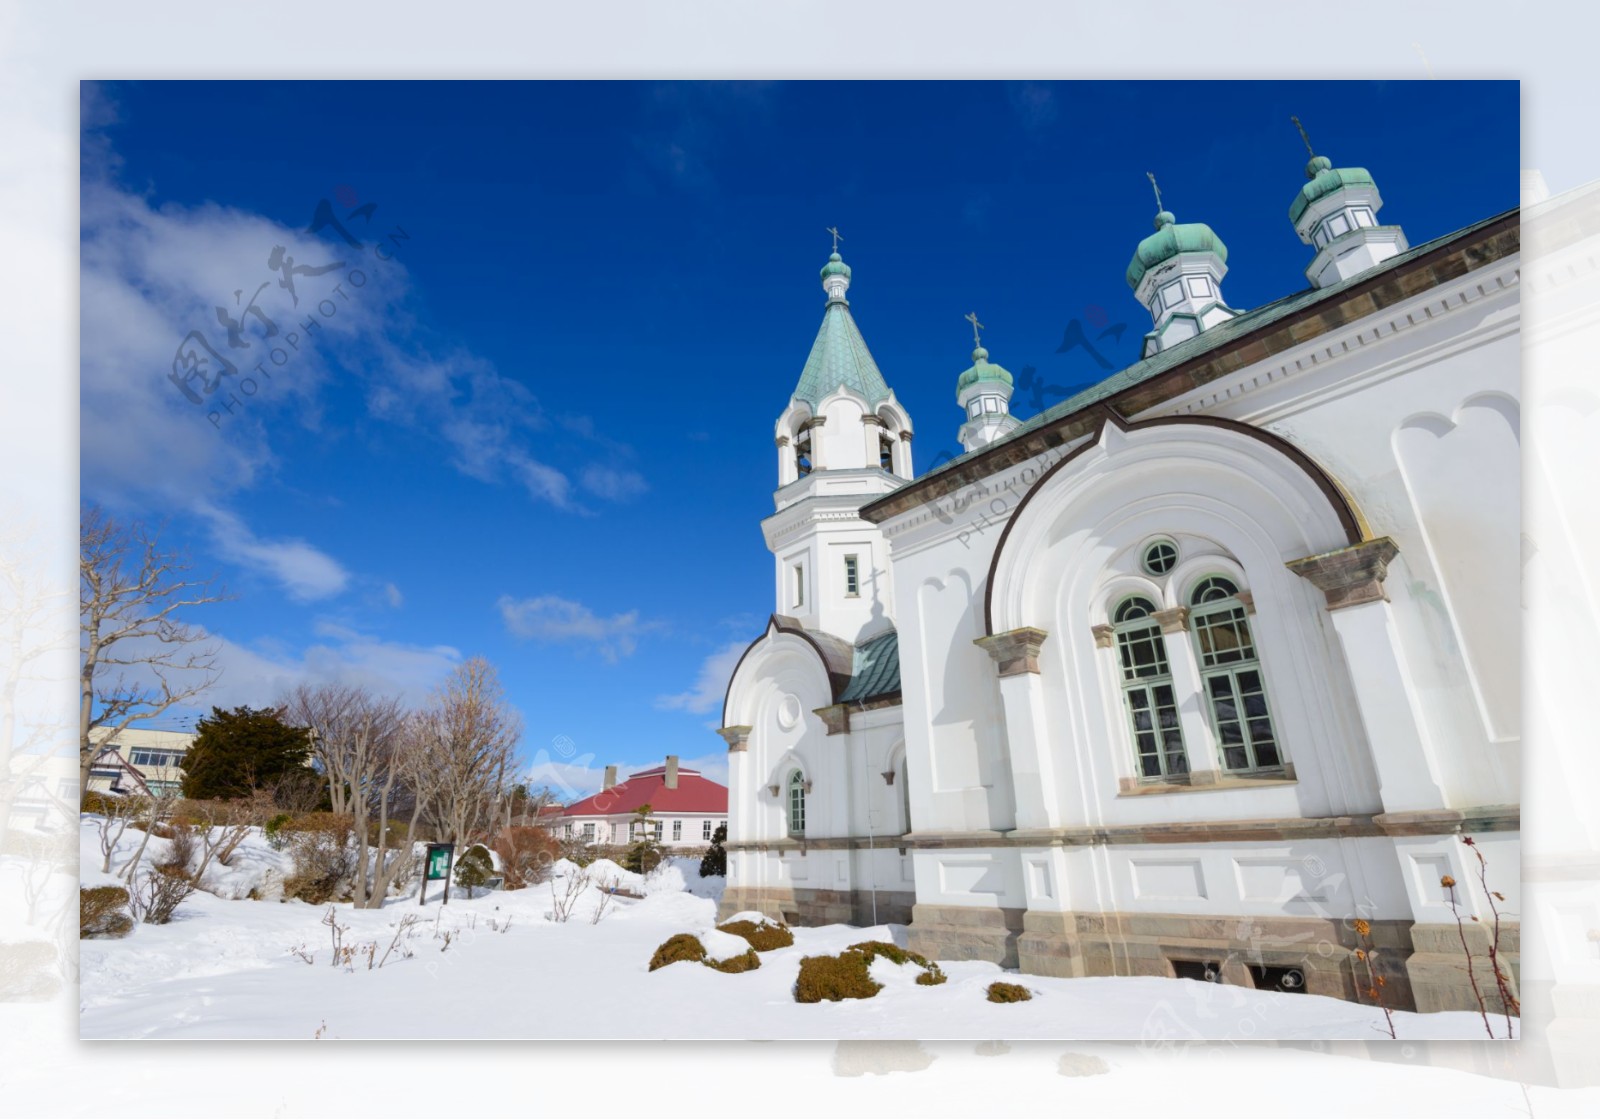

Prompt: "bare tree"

[361,713,436,907]
[283,683,409,908]
[421,657,522,847]
[79,506,228,794]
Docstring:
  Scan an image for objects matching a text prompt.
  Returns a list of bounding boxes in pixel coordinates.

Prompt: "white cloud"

[197,624,462,711]
[497,594,652,663]
[580,465,649,502]
[655,640,748,716]
[78,133,636,517]
[382,582,404,608]
[194,501,349,602]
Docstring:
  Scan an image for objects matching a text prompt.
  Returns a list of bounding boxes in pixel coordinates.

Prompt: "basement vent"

[1170,959,1222,983]
[1250,964,1307,994]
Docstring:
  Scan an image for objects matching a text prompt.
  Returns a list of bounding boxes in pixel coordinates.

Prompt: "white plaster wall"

[1169,264,1522,810]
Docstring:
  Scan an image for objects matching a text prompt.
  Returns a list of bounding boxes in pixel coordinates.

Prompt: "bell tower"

[765,234,913,643]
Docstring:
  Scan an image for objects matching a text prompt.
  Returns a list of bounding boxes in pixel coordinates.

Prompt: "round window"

[1141,540,1178,576]
[776,693,802,731]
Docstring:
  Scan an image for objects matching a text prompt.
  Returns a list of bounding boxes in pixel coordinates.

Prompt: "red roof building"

[561,755,727,848]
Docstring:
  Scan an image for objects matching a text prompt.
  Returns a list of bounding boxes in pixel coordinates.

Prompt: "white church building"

[716,140,1520,1013]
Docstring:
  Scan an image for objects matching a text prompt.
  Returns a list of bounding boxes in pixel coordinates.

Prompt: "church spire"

[775,235,914,487]
[1125,174,1238,358]
[1287,116,1409,289]
[955,314,1020,453]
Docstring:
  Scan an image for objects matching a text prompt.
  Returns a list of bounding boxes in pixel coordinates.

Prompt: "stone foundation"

[904,903,1027,968]
[1407,921,1521,1016]
[717,886,915,929]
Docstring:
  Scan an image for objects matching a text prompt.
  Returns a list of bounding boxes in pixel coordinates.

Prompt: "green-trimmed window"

[1188,576,1282,773]
[1112,595,1188,781]
[787,771,806,836]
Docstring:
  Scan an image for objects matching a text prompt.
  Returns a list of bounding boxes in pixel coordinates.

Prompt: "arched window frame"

[786,769,807,837]
[1109,593,1188,782]
[1184,574,1284,775]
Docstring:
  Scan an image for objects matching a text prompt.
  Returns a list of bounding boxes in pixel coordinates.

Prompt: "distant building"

[84,728,194,797]
[561,756,727,848]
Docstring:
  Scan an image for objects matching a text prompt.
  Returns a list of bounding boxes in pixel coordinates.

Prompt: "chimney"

[665,755,679,789]
[603,765,617,791]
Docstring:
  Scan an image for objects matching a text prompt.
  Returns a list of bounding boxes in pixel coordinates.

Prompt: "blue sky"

[79,80,1517,797]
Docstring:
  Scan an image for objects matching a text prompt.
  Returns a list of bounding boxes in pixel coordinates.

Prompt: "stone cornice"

[1286,537,1400,609]
[974,627,1049,676]
[861,211,1520,524]
[716,725,752,753]
[726,805,1519,851]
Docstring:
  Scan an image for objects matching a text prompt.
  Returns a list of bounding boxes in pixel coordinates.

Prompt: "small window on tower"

[879,433,895,471]
[968,400,982,418]
[794,563,805,609]
[844,555,860,597]
[984,397,999,413]
[796,435,813,477]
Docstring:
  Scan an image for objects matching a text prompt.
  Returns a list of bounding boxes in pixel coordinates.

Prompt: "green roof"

[956,347,1014,397]
[1290,156,1378,225]
[915,208,1515,489]
[792,300,892,409]
[838,628,900,703]
[820,251,851,280]
[1126,211,1228,290]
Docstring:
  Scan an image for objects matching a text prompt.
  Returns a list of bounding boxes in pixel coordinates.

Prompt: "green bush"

[706,947,761,974]
[794,950,883,1003]
[649,933,708,971]
[80,790,121,816]
[455,844,494,894]
[80,886,134,939]
[986,981,1033,1003]
[717,919,794,952]
[847,939,947,986]
[264,812,294,850]
[699,824,727,877]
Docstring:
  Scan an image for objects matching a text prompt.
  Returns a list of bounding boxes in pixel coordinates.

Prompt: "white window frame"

[844,554,860,597]
[786,771,806,837]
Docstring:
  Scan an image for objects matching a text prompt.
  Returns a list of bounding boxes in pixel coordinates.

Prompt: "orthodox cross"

[826,226,843,252]
[965,311,984,349]
[1146,171,1164,213]
[1291,115,1315,157]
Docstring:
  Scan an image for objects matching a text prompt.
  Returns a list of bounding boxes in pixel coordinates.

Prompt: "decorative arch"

[985,409,1363,637]
[721,614,852,730]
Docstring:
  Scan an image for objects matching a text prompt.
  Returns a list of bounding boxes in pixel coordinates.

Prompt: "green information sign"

[426,844,452,881]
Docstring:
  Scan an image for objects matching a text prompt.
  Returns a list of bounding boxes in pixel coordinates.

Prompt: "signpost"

[420,842,455,906]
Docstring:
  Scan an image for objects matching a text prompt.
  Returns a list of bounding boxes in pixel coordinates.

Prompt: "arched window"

[1112,595,1187,781]
[796,434,813,477]
[786,770,806,837]
[1187,576,1282,773]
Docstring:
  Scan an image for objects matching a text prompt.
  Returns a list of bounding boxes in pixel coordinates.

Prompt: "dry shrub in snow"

[283,817,356,904]
[494,826,558,890]
[133,867,196,925]
[80,885,134,939]
[847,940,947,986]
[717,919,794,952]
[794,951,883,1003]
[707,947,760,974]
[649,933,707,971]
[159,825,197,877]
[986,981,1032,1003]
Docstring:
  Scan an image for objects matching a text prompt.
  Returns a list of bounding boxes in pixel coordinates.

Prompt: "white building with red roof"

[560,755,727,849]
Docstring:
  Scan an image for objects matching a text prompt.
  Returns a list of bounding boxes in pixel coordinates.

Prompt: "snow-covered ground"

[80,816,1513,1042]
